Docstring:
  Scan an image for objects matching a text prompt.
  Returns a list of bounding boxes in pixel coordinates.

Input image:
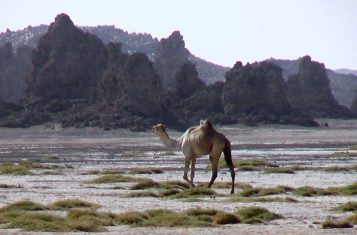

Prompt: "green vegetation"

[0,200,112,232]
[294,183,357,197]
[239,186,293,197]
[324,165,357,172]
[213,212,240,224]
[169,187,217,199]
[84,174,140,184]
[49,199,100,210]
[0,200,48,212]
[0,162,66,175]
[130,179,160,190]
[235,206,283,223]
[321,220,353,229]
[115,206,282,227]
[333,202,357,212]
[0,163,32,175]
[228,196,298,203]
[127,191,159,198]
[330,151,356,158]
[0,200,283,231]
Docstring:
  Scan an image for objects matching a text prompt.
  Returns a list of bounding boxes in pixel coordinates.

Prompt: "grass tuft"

[127,191,159,198]
[213,212,240,224]
[0,200,48,212]
[321,220,353,229]
[49,199,100,210]
[130,179,160,190]
[239,186,292,197]
[84,174,139,184]
[333,202,357,212]
[235,206,283,223]
[169,187,217,199]
[115,211,149,225]
[229,196,298,203]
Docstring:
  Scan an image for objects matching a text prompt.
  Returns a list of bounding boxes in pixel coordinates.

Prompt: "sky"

[1,0,357,70]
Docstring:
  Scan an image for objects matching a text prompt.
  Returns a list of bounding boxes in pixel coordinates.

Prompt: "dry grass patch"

[235,206,283,223]
[0,162,67,175]
[0,183,22,188]
[49,199,100,210]
[330,151,356,158]
[84,174,140,184]
[321,220,353,229]
[169,187,217,199]
[229,196,298,203]
[130,179,160,190]
[115,206,282,227]
[324,165,357,172]
[0,200,48,212]
[333,202,357,212]
[294,182,357,197]
[127,191,159,198]
[239,186,293,197]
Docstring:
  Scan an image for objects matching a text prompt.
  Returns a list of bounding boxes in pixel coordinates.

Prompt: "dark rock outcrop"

[286,56,353,118]
[26,13,108,111]
[0,42,31,104]
[173,62,205,99]
[153,31,189,88]
[222,61,317,126]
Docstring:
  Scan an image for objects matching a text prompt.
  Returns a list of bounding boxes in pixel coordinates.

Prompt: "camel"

[152,120,236,194]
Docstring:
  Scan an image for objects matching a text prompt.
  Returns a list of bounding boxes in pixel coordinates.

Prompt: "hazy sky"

[1,0,357,70]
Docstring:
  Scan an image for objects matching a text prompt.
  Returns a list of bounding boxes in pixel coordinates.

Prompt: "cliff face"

[223,62,291,123]
[153,31,189,89]
[0,43,31,104]
[286,56,353,118]
[26,13,108,110]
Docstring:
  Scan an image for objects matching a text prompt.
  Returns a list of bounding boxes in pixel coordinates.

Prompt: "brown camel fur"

[152,120,235,194]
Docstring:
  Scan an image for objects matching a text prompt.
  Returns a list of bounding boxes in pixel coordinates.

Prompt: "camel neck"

[156,130,179,149]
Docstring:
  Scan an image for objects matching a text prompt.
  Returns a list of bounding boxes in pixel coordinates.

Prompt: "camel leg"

[183,157,195,187]
[208,152,221,188]
[190,158,196,186]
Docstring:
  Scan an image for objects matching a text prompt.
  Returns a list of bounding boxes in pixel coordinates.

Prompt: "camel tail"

[223,139,235,194]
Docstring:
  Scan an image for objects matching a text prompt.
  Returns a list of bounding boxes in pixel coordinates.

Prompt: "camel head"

[152,123,166,134]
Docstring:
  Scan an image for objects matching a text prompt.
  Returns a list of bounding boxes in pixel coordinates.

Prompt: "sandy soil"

[0,120,356,234]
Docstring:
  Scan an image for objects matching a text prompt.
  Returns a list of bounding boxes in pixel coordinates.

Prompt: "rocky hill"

[0,24,227,86]
[0,13,354,130]
[285,56,353,118]
[268,58,357,107]
[0,42,31,104]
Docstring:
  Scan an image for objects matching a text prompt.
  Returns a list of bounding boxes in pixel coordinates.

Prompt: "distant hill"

[335,69,357,76]
[0,25,228,84]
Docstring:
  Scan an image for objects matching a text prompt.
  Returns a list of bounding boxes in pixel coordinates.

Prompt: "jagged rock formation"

[0,42,31,104]
[26,13,108,111]
[326,70,357,107]
[223,61,317,126]
[286,56,353,118]
[153,31,189,88]
[173,63,205,99]
[268,58,357,107]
